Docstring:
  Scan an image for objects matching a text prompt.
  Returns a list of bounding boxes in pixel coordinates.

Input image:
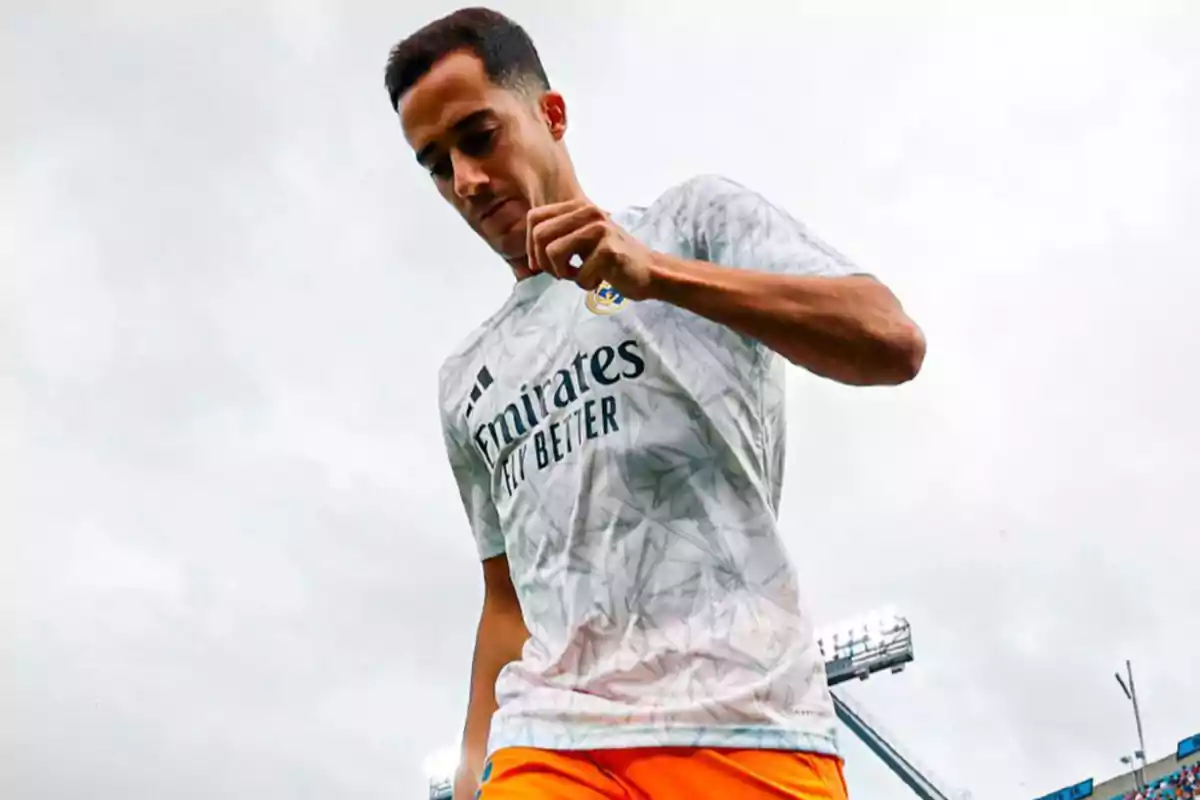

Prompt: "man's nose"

[451,152,489,200]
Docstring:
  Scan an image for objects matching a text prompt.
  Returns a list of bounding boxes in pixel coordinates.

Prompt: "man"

[386,8,924,799]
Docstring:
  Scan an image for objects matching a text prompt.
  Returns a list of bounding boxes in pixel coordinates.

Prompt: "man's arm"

[645,258,924,386]
[454,555,529,800]
[438,381,524,798]
[528,175,925,387]
[657,176,925,386]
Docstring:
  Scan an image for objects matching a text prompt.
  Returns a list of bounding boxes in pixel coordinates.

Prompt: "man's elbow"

[816,317,925,387]
[852,277,925,386]
[878,319,925,385]
[784,320,925,386]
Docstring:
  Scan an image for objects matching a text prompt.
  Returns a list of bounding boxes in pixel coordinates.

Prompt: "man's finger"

[530,204,604,276]
[544,222,605,280]
[572,250,608,291]
[526,200,587,270]
[526,198,588,229]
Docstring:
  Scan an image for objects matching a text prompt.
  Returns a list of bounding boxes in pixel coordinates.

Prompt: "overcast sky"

[4,1,1198,798]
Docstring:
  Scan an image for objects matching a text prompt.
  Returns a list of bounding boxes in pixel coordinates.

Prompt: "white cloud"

[5,1,1197,798]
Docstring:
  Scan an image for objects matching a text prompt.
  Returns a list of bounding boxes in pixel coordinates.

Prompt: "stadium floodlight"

[816,606,914,687]
[821,609,958,800]
[424,745,458,800]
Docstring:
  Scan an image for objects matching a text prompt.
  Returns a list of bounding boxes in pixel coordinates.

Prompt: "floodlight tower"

[817,608,956,800]
[424,608,960,800]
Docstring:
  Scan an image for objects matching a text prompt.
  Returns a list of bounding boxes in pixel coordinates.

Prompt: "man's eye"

[429,157,452,180]
[426,129,496,181]
[458,129,496,157]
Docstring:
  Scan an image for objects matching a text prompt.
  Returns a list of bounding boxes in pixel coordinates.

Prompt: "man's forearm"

[455,604,529,798]
[646,253,925,386]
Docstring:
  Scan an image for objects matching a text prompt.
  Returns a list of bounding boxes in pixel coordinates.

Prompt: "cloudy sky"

[4,1,1198,798]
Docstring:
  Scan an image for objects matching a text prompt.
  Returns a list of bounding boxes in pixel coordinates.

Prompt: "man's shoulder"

[618,174,753,231]
[437,323,494,422]
[437,280,526,397]
[653,173,750,212]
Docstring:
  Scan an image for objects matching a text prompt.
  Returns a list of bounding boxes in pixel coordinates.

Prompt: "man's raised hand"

[526,199,657,301]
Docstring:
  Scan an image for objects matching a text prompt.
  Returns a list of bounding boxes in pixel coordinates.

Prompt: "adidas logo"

[464,365,494,420]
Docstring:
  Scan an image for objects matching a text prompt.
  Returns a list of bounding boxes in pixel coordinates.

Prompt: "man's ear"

[540,91,568,140]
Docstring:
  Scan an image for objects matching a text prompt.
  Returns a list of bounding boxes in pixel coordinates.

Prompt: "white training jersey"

[438,174,856,757]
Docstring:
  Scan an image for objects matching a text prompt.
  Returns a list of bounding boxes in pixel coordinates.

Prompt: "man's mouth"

[479,199,511,222]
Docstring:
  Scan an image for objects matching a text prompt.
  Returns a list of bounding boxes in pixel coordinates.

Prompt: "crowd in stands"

[1112,762,1200,800]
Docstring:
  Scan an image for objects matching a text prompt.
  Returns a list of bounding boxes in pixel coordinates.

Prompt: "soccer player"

[386,8,925,799]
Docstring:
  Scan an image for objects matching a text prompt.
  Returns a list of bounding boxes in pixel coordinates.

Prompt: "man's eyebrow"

[415,110,496,167]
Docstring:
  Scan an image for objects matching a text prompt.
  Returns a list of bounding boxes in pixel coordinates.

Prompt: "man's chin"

[504,253,538,279]
[494,231,528,261]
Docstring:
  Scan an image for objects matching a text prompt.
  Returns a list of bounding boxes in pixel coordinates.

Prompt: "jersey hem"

[487,721,840,758]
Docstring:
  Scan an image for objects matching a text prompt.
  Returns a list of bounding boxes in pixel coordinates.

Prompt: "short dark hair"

[385,7,550,111]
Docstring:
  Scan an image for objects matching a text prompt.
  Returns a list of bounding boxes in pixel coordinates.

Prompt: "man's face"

[399,51,564,265]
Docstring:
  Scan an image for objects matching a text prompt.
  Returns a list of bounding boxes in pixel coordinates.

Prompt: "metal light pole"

[1115,660,1148,791]
[1119,754,1142,792]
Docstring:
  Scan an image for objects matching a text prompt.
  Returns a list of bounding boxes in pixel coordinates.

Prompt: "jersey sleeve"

[675,174,863,279]
[440,397,506,562]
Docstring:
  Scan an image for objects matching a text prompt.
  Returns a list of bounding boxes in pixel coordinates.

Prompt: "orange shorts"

[476,746,848,799]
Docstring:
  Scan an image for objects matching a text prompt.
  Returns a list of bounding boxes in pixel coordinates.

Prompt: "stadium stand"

[1107,760,1197,800]
[1038,734,1200,800]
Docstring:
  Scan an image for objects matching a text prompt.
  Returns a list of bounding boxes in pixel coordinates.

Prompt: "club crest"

[585,282,628,315]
